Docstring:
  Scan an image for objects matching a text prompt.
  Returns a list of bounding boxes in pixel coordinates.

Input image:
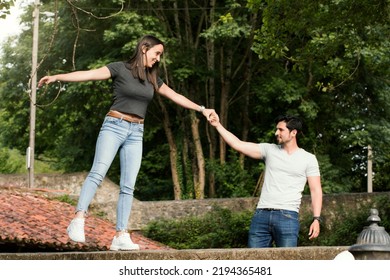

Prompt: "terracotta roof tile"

[0,188,171,252]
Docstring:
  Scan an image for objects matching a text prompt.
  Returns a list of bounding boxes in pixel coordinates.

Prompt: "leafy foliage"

[299,195,390,246]
[143,195,390,249]
[0,0,389,199]
[249,0,390,193]
[208,150,262,197]
[142,206,252,249]
[0,148,24,173]
[135,143,174,201]
[0,0,13,19]
[0,146,57,174]
[52,194,77,206]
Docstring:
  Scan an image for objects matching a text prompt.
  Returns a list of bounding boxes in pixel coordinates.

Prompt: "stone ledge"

[0,246,348,260]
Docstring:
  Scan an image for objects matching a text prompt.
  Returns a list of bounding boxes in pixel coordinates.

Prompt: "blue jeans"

[248,208,300,248]
[76,116,144,231]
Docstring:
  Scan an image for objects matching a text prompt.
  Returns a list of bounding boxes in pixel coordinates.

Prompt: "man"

[209,114,322,247]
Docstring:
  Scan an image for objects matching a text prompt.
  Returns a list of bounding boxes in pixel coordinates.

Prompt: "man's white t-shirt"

[256,143,320,213]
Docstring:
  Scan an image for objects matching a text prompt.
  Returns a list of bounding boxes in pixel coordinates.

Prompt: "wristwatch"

[199,105,205,113]
[313,216,322,223]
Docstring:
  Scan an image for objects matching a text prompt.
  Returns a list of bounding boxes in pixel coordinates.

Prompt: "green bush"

[142,206,252,249]
[143,195,390,249]
[0,147,60,174]
[207,153,262,198]
[0,148,24,173]
[299,195,390,247]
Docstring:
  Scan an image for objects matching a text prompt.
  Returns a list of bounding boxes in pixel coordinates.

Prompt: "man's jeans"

[76,116,144,231]
[248,208,300,248]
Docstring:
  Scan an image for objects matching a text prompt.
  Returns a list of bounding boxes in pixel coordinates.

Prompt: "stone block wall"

[128,192,388,230]
[1,173,389,231]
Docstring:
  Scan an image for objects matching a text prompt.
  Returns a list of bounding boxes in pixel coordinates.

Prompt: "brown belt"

[106,110,144,124]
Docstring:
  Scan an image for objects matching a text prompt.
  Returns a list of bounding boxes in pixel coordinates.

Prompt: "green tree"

[247,0,390,192]
[0,0,13,19]
[1,0,389,200]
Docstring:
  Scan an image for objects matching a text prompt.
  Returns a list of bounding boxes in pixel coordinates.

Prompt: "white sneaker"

[110,232,140,251]
[67,218,85,242]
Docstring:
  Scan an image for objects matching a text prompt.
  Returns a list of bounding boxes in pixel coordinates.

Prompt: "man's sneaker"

[110,232,140,251]
[67,218,85,242]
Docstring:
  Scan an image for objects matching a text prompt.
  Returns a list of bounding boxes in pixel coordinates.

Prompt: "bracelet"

[199,105,205,113]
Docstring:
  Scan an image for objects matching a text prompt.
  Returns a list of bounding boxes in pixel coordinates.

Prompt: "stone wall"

[1,173,389,231]
[128,191,388,230]
[0,246,349,260]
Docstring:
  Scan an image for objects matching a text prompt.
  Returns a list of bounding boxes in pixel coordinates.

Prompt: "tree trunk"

[156,94,182,200]
[190,112,205,199]
[238,14,257,168]
[239,66,250,169]
[206,0,217,197]
[154,0,209,199]
[219,45,233,164]
[183,0,206,199]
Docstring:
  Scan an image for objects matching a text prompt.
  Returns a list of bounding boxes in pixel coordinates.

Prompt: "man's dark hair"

[274,115,303,133]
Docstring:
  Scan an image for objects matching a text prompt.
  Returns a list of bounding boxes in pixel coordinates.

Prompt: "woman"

[38,35,215,250]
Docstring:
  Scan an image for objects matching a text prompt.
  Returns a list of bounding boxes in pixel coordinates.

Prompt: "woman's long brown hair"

[126,35,164,91]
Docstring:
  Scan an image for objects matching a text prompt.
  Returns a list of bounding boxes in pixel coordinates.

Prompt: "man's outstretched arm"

[209,113,262,159]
